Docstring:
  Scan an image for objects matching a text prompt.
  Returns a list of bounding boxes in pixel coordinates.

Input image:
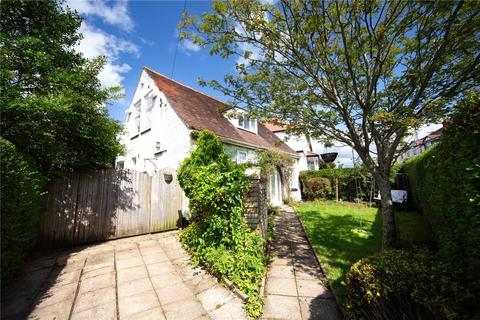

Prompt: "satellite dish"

[321,152,338,163]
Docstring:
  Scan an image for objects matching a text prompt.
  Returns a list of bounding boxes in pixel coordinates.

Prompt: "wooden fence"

[40,169,183,246]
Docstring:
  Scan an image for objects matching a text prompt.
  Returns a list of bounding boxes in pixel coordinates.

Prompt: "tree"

[0,0,123,172]
[181,0,480,249]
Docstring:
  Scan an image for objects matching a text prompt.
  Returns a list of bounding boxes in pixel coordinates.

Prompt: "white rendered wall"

[120,70,191,175]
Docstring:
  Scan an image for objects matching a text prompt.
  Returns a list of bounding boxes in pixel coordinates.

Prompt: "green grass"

[295,200,433,305]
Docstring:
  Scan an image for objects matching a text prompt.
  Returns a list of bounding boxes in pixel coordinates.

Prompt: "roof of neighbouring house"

[144,67,297,156]
[426,127,443,141]
[305,151,320,158]
[264,122,287,132]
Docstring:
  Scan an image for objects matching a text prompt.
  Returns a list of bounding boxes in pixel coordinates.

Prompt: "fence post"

[336,177,339,202]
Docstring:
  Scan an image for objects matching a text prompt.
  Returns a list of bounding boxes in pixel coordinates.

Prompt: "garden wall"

[244,173,269,239]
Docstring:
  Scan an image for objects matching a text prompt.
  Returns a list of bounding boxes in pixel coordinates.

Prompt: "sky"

[67,0,441,167]
[67,0,235,123]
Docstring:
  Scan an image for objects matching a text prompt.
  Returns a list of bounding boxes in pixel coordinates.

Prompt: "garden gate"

[39,168,183,246]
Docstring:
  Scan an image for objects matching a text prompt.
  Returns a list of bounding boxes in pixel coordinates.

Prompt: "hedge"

[346,250,472,319]
[1,137,45,285]
[300,168,373,201]
[402,92,480,294]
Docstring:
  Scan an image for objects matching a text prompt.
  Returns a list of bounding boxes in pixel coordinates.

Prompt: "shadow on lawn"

[298,208,383,301]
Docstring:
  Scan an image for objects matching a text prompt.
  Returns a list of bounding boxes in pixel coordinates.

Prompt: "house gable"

[143,67,297,157]
[121,69,191,173]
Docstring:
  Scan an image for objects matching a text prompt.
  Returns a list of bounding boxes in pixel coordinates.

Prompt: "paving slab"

[197,286,235,312]
[4,232,249,320]
[263,208,341,320]
[262,294,302,320]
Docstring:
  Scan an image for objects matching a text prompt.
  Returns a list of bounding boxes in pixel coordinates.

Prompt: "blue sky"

[67,0,441,167]
[67,0,233,122]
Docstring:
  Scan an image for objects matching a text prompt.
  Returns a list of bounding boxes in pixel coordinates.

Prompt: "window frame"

[236,150,248,163]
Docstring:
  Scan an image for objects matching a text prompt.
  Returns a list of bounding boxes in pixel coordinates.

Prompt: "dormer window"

[238,114,257,132]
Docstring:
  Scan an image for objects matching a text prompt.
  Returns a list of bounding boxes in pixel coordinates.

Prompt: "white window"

[308,160,316,170]
[144,91,156,130]
[238,114,256,132]
[237,150,248,163]
[134,100,141,133]
[132,157,137,166]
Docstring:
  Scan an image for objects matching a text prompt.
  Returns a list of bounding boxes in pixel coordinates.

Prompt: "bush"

[300,167,372,201]
[1,138,44,285]
[178,130,266,317]
[301,176,332,200]
[402,92,480,298]
[346,249,474,320]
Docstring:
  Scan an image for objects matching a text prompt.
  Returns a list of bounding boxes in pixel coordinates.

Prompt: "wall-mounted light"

[163,174,173,184]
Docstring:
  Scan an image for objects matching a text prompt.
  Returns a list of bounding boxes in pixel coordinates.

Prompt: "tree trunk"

[378,178,397,250]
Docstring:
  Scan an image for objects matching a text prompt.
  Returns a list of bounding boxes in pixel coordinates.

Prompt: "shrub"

[402,91,480,298]
[300,167,372,201]
[301,176,332,200]
[346,249,474,320]
[1,138,44,285]
[178,130,266,317]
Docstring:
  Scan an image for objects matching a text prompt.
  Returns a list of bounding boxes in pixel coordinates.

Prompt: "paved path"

[262,207,342,320]
[1,232,248,320]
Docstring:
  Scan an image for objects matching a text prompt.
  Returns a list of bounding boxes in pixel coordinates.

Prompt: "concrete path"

[1,232,248,320]
[262,207,342,320]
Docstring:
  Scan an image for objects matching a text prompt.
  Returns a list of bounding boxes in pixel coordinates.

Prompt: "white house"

[264,123,322,171]
[117,67,301,206]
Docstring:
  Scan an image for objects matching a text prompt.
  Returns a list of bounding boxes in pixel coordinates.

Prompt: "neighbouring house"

[397,127,443,162]
[116,67,301,207]
[264,122,322,171]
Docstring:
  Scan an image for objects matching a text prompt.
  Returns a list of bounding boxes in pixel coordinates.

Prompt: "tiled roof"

[305,151,319,157]
[264,122,287,132]
[144,67,296,156]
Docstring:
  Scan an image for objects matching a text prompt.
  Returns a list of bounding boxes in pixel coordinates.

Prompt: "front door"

[269,169,282,206]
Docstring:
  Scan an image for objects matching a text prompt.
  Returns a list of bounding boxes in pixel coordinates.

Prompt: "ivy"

[178,130,266,318]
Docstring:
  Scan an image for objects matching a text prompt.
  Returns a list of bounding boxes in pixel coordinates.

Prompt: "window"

[237,150,248,163]
[132,157,137,166]
[238,114,256,132]
[134,100,141,133]
[143,91,156,130]
[307,160,316,170]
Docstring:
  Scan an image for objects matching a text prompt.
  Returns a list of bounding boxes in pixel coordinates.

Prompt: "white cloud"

[236,42,263,65]
[77,23,139,89]
[180,39,201,55]
[66,0,134,31]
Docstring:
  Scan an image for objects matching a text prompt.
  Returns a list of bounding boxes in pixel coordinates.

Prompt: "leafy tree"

[0,0,123,172]
[181,0,480,249]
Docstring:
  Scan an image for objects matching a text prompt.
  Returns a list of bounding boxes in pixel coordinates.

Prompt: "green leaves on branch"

[178,130,266,317]
[0,0,124,173]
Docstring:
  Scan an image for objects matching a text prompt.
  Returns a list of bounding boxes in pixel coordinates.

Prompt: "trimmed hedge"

[300,168,372,201]
[346,250,471,320]
[402,92,480,293]
[1,138,44,285]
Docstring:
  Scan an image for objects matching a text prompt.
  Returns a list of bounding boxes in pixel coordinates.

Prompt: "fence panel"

[40,169,183,246]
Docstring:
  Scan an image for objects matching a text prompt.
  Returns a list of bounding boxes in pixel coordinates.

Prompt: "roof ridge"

[143,66,231,109]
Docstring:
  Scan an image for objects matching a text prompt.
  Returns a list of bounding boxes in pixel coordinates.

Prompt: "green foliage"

[346,250,475,320]
[402,91,480,304]
[0,0,123,172]
[257,149,294,172]
[0,138,44,285]
[300,168,372,201]
[0,0,124,285]
[183,0,480,249]
[178,130,266,317]
[301,176,332,200]
[296,201,433,305]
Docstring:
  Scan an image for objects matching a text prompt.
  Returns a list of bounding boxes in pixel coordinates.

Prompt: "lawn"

[295,200,433,305]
